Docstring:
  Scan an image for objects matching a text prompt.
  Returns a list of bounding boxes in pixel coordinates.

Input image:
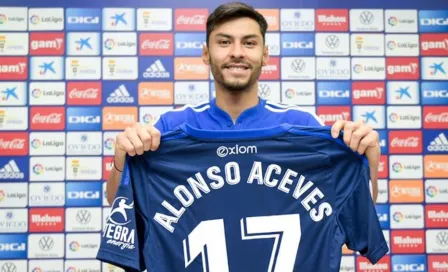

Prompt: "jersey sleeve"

[96,157,146,271]
[337,166,389,264]
[153,114,167,134]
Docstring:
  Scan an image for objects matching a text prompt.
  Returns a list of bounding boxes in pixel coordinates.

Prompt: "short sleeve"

[337,167,389,264]
[153,114,166,134]
[306,112,324,126]
[96,157,146,271]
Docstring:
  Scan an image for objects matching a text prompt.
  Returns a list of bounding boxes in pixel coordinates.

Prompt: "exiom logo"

[217,145,258,158]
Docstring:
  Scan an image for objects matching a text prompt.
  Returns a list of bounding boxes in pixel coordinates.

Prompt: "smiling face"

[203,17,269,93]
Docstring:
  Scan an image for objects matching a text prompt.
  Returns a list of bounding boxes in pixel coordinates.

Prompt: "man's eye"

[219,40,230,45]
[245,41,256,46]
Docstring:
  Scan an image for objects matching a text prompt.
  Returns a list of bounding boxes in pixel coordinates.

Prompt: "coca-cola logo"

[69,88,99,99]
[32,113,62,124]
[0,139,25,149]
[391,137,419,147]
[141,39,170,50]
[177,15,205,25]
[426,112,448,123]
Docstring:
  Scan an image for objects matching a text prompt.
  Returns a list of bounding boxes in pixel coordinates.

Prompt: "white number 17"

[183,214,301,272]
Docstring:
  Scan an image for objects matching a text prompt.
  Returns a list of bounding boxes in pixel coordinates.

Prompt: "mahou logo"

[67,82,102,105]
[352,82,386,104]
[0,133,28,156]
[357,255,390,272]
[316,106,351,125]
[428,255,448,272]
[386,58,420,80]
[315,9,349,31]
[30,107,65,130]
[424,107,448,129]
[29,32,65,55]
[0,57,28,80]
[139,33,173,55]
[389,131,422,154]
[29,208,64,232]
[175,9,208,31]
[426,205,448,228]
[391,230,425,253]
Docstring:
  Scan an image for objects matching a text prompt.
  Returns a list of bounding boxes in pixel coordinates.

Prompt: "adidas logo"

[428,133,448,152]
[107,85,135,104]
[0,160,24,179]
[143,59,170,78]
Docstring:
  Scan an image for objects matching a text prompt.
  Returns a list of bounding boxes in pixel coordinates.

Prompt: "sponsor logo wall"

[0,3,446,272]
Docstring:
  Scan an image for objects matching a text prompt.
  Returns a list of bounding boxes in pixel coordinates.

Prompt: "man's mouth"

[224,63,250,70]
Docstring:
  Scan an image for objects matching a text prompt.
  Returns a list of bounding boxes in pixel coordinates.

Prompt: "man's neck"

[215,84,259,123]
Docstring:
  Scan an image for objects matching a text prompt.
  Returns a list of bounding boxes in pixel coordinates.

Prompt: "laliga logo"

[0,14,7,25]
[31,88,42,98]
[142,113,155,124]
[285,88,295,99]
[387,41,397,50]
[30,15,40,25]
[426,186,438,198]
[69,241,80,252]
[353,64,363,74]
[388,16,399,26]
[389,113,399,123]
[33,163,44,175]
[104,39,115,50]
[104,138,115,150]
[393,211,404,222]
[392,162,403,173]
[217,145,258,158]
[31,139,41,149]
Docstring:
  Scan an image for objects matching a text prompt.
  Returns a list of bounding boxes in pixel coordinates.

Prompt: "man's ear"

[262,44,269,66]
[202,43,210,65]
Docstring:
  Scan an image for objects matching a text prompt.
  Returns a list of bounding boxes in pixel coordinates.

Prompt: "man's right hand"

[114,122,162,171]
[106,122,161,205]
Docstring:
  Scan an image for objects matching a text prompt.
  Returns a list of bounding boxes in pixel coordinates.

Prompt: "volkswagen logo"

[325,35,340,49]
[291,59,306,73]
[38,236,54,251]
[76,209,92,225]
[1,263,16,272]
[436,231,448,246]
[360,11,374,25]
[258,84,271,98]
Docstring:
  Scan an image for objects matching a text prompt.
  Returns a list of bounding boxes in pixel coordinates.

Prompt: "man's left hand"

[330,120,380,203]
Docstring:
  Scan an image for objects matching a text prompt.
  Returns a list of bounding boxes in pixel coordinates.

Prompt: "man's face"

[203,17,268,92]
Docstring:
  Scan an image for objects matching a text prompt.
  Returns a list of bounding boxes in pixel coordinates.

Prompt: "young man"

[106,2,380,205]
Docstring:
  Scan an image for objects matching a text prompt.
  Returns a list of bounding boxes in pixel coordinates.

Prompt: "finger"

[350,126,372,152]
[116,133,136,156]
[331,120,345,138]
[126,126,144,155]
[147,126,161,151]
[342,121,355,146]
[136,124,152,152]
[356,130,377,154]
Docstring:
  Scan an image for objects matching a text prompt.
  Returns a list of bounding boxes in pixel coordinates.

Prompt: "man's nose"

[230,42,244,58]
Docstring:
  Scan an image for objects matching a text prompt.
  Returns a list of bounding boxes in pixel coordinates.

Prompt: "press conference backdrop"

[0,0,447,270]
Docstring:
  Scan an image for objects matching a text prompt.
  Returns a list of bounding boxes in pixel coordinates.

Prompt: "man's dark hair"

[206,2,268,46]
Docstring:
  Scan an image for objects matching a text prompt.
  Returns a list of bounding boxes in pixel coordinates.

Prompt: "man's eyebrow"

[214,33,260,40]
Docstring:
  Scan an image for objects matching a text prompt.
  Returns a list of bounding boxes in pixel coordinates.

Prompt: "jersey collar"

[209,96,267,125]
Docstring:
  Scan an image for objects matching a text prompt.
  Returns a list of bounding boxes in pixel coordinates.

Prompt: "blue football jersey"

[97,124,388,272]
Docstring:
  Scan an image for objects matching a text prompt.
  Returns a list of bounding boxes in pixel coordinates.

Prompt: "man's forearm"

[106,167,122,205]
